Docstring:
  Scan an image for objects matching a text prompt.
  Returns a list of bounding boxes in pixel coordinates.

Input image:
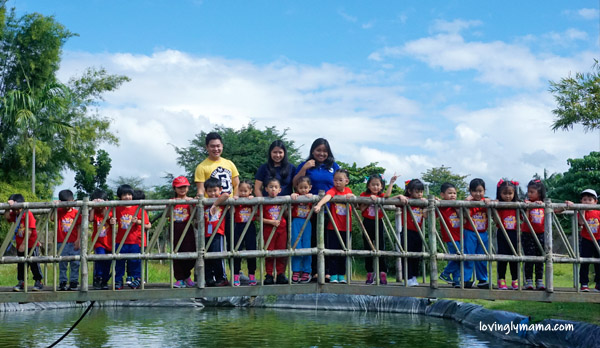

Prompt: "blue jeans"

[291,218,312,273]
[463,229,488,282]
[442,241,461,282]
[94,247,111,281]
[58,242,80,283]
[115,244,141,282]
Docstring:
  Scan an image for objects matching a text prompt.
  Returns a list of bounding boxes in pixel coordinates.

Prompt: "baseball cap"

[172,176,190,188]
[581,189,598,199]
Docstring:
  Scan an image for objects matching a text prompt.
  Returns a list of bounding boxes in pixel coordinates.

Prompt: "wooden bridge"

[1,196,599,304]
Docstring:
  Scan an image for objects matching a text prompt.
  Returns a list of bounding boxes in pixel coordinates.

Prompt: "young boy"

[567,189,600,292]
[437,183,462,287]
[262,178,289,285]
[54,189,81,291]
[90,189,112,290]
[4,194,43,291]
[109,184,151,290]
[204,177,230,287]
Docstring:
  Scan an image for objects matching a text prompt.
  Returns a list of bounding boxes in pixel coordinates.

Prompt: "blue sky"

[11,0,600,193]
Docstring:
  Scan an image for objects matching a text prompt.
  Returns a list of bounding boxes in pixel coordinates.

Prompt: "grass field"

[1,259,598,325]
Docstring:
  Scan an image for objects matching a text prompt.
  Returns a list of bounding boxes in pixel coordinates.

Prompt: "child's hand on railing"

[291,193,299,200]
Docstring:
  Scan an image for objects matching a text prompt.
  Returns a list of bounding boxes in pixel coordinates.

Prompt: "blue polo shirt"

[255,163,296,196]
[294,161,340,195]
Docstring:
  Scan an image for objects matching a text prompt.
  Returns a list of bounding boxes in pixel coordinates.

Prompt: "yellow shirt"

[194,157,239,195]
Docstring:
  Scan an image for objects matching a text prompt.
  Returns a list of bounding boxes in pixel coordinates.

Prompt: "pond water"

[1,306,526,347]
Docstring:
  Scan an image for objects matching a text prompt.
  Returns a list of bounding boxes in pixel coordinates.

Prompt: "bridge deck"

[2,281,599,304]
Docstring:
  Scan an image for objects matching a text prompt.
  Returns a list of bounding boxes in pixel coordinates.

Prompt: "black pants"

[580,238,600,285]
[326,229,348,275]
[17,247,43,281]
[497,229,518,280]
[523,232,544,281]
[205,233,226,281]
[403,229,422,279]
[233,222,257,275]
[173,222,196,281]
[363,218,387,273]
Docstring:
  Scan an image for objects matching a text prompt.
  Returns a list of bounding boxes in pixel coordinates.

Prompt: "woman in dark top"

[254,140,296,197]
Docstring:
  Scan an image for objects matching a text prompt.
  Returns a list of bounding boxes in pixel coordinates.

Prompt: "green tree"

[421,165,469,199]
[74,149,112,199]
[550,60,600,132]
[175,123,301,195]
[543,151,600,202]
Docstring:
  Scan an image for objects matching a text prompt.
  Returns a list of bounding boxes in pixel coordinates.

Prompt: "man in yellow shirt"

[194,132,240,197]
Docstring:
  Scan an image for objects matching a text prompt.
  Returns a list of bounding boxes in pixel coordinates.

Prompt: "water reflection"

[0,306,521,347]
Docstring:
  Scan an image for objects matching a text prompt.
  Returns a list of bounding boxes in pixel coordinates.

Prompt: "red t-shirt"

[263,204,287,231]
[325,187,353,231]
[463,202,488,232]
[521,207,544,234]
[7,211,38,248]
[204,206,226,237]
[116,206,149,245]
[580,210,600,241]
[438,206,461,242]
[360,192,384,219]
[57,208,81,243]
[92,209,112,250]
[406,206,424,231]
[173,204,193,223]
[497,209,518,230]
[291,200,312,219]
[235,205,256,223]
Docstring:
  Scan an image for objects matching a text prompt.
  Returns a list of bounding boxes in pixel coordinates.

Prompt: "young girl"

[290,176,313,283]
[233,180,257,286]
[495,179,520,290]
[521,179,546,290]
[438,183,461,287]
[314,169,354,284]
[90,190,112,290]
[462,178,489,289]
[401,179,426,287]
[360,174,397,285]
[171,176,196,288]
[262,178,289,285]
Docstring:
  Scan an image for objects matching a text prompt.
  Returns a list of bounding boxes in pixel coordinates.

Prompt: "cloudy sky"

[14,0,600,193]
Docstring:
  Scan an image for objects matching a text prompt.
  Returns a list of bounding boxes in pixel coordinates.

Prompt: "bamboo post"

[428,195,438,289]
[395,207,402,283]
[80,197,89,292]
[317,191,325,285]
[544,198,554,293]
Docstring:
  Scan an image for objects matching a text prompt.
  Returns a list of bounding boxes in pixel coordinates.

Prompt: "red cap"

[172,176,190,188]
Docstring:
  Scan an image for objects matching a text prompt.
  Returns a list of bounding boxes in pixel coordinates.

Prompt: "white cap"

[581,189,598,199]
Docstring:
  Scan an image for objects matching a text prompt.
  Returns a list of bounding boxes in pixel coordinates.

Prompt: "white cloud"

[430,19,482,34]
[577,8,599,20]
[338,9,357,23]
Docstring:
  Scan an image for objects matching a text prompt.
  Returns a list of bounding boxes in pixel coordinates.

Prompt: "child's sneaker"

[476,281,489,289]
[338,275,347,284]
[536,279,545,291]
[126,276,133,285]
[300,272,312,283]
[233,274,241,287]
[291,272,301,283]
[215,278,229,287]
[365,272,374,285]
[129,278,141,289]
[264,274,274,285]
[276,273,288,284]
[524,279,534,290]
[595,284,600,292]
[33,280,44,291]
[115,281,123,290]
[69,282,79,291]
[248,274,257,286]
[330,274,339,283]
[13,281,24,292]
[174,279,186,288]
[93,276,102,290]
[101,280,109,290]
[59,281,69,291]
[407,277,418,287]
[439,272,452,284]
[580,284,590,292]
[511,280,519,290]
[497,279,508,290]
[380,272,388,285]
[184,277,196,288]
[238,271,250,283]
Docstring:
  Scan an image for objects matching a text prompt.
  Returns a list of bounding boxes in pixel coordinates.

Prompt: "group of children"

[5,173,600,293]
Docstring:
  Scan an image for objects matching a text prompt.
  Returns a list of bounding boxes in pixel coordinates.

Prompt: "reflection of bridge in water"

[1,196,599,303]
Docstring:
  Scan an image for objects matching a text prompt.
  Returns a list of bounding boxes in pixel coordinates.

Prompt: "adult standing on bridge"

[293,138,340,281]
[194,132,239,197]
[254,140,296,197]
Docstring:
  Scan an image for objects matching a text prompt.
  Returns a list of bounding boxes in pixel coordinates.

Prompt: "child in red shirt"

[290,176,313,283]
[204,177,230,287]
[90,190,112,290]
[314,169,355,284]
[494,179,520,290]
[54,189,81,291]
[171,176,196,289]
[438,183,462,287]
[399,179,426,287]
[232,180,257,286]
[262,178,289,285]
[4,194,43,292]
[521,179,546,290]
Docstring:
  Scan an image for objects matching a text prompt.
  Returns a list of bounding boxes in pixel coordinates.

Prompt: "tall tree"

[550,60,600,132]
[543,151,600,202]
[74,149,112,199]
[421,165,469,199]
